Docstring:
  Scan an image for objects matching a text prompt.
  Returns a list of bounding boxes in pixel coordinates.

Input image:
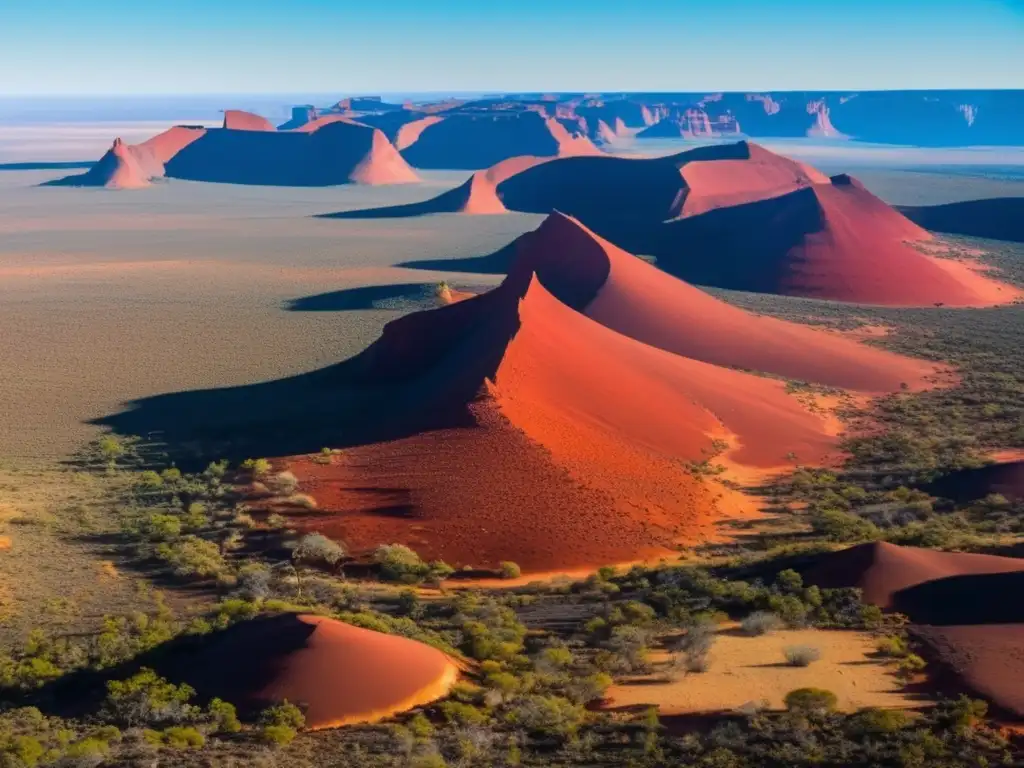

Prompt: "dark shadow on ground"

[0,161,94,171]
[285,283,436,312]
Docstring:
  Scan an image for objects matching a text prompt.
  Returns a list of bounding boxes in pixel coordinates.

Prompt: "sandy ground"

[606,624,923,715]
[0,169,539,458]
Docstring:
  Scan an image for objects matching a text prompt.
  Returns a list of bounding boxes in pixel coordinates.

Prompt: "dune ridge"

[222,109,275,131]
[153,614,459,729]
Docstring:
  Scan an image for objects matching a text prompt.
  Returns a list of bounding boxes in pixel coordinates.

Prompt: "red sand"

[156,614,458,729]
[222,110,276,132]
[282,218,847,570]
[348,129,421,185]
[657,174,1015,306]
[912,624,1024,719]
[802,541,1024,608]
[506,214,939,393]
[679,142,831,216]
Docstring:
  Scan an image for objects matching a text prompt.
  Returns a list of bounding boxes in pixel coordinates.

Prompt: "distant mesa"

[277,104,319,131]
[398,110,601,170]
[51,118,418,187]
[222,109,275,131]
[899,198,1024,243]
[925,460,1024,503]
[152,614,459,729]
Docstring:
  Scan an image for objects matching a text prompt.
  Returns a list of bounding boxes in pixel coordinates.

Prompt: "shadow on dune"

[898,198,1024,243]
[285,283,437,312]
[892,571,1024,625]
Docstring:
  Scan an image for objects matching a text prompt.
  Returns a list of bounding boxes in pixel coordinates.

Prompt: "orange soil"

[802,541,1024,608]
[222,109,275,131]
[510,214,941,393]
[158,614,459,729]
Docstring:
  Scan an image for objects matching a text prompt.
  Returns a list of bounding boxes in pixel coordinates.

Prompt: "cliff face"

[612,90,1023,145]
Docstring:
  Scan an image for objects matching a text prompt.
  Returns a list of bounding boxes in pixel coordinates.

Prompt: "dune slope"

[45,138,152,189]
[899,198,1024,243]
[154,614,458,729]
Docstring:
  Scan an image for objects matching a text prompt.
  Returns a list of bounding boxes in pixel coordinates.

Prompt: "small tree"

[374,544,430,583]
[292,533,346,570]
[783,687,838,715]
[103,668,198,727]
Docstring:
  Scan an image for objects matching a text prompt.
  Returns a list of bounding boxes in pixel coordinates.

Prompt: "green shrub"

[136,470,165,490]
[207,698,241,733]
[259,700,305,730]
[374,544,430,583]
[811,508,880,542]
[241,458,272,477]
[161,726,205,749]
[292,533,346,569]
[507,695,584,738]
[854,707,910,733]
[155,536,226,578]
[2,735,44,767]
[259,724,297,746]
[875,635,909,658]
[895,654,927,681]
[499,561,521,579]
[439,701,486,726]
[104,668,198,727]
[783,687,838,715]
[143,513,182,542]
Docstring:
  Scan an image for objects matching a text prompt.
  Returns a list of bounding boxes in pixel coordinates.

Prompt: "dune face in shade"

[221,109,276,132]
[399,111,600,169]
[153,614,459,729]
[899,198,1024,244]
[926,460,1024,503]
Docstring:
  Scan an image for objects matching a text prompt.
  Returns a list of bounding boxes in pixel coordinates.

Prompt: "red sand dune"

[49,118,416,188]
[399,111,600,169]
[654,174,1011,305]
[912,624,1024,718]
[222,109,276,131]
[154,614,458,729]
[45,137,151,189]
[394,115,445,150]
[801,541,1024,608]
[677,142,830,216]
[283,215,843,571]
[501,214,939,393]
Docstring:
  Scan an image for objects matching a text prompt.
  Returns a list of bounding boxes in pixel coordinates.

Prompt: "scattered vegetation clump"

[741,611,785,636]
[783,644,821,667]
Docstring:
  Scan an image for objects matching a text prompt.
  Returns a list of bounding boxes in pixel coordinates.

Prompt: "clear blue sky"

[1,0,1022,95]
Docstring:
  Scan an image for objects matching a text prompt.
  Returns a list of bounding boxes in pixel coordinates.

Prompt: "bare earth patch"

[606,624,923,715]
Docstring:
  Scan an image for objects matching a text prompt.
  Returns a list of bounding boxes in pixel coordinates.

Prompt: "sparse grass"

[783,645,821,667]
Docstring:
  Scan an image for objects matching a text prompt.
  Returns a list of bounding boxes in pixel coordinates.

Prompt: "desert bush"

[811,508,880,542]
[259,724,297,746]
[783,687,838,715]
[853,707,911,733]
[206,698,241,733]
[145,726,205,749]
[103,668,198,728]
[374,544,430,583]
[241,458,272,477]
[142,513,182,542]
[740,611,783,636]
[259,700,305,730]
[875,635,909,658]
[783,645,821,667]
[292,532,346,569]
[439,701,487,727]
[156,536,227,578]
[895,653,927,681]
[268,470,299,495]
[499,561,521,579]
[507,695,584,739]
[676,619,717,673]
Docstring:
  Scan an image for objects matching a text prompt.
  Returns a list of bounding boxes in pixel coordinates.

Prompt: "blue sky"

[1,0,1022,94]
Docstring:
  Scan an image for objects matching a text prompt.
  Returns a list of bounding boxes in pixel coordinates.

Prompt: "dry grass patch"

[606,624,922,716]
